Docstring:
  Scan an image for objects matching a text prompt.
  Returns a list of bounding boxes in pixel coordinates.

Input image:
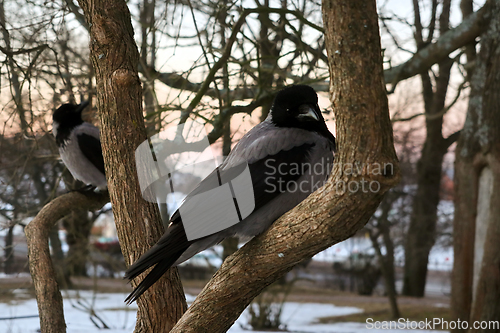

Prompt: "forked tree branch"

[25,191,109,333]
[170,0,401,331]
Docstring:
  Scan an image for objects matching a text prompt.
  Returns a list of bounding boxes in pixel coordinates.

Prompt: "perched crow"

[125,85,336,303]
[52,101,107,190]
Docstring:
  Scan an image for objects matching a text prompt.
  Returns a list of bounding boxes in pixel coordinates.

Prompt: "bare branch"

[412,0,424,46]
[206,94,273,143]
[64,0,89,31]
[384,2,491,90]
[426,0,438,42]
[0,44,49,57]
[25,191,109,333]
[148,2,489,98]
[443,130,461,150]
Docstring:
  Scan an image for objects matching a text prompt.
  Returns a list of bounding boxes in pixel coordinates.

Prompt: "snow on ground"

[0,273,31,279]
[0,290,445,333]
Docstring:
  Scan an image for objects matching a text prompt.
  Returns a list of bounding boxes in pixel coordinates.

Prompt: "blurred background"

[0,0,497,332]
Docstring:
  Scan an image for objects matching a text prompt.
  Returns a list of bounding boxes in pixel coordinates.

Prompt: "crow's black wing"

[77,133,105,175]
[169,142,316,220]
[246,142,315,211]
[124,142,316,303]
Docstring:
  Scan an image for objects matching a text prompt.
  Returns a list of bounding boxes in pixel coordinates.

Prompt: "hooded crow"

[52,101,107,190]
[125,85,335,303]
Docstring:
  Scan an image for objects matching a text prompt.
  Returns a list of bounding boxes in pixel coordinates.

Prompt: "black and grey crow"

[125,85,335,303]
[52,101,107,190]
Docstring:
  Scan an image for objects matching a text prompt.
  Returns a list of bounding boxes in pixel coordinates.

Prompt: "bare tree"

[401,0,472,297]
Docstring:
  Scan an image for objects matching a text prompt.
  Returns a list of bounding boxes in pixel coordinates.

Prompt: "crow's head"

[52,101,89,144]
[270,85,335,144]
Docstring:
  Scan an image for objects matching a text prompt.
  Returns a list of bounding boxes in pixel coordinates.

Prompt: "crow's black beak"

[297,104,320,121]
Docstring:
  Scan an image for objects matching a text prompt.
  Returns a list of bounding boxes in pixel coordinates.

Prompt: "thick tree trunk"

[469,165,500,332]
[403,0,456,297]
[452,1,500,330]
[403,138,447,296]
[76,1,187,331]
[450,156,478,327]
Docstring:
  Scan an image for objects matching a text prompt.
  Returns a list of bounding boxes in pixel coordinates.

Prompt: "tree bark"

[169,0,400,331]
[25,191,109,333]
[76,1,187,331]
[452,0,500,330]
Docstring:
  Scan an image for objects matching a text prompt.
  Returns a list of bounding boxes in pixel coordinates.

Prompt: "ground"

[0,273,450,333]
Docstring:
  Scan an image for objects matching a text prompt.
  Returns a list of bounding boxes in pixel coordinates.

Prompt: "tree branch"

[25,191,109,333]
[412,0,424,46]
[443,130,461,150]
[0,44,48,57]
[206,93,274,143]
[150,2,490,99]
[392,76,467,123]
[64,0,89,31]
[150,2,489,99]
[140,65,258,99]
[178,8,253,124]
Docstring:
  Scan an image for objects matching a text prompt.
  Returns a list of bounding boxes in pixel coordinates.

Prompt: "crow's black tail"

[124,221,191,304]
[124,249,185,304]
